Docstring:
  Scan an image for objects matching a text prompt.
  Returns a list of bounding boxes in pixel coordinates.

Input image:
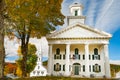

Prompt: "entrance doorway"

[73,63,80,75]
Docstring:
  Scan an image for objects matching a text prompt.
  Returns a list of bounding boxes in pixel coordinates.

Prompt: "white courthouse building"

[46,3,112,78]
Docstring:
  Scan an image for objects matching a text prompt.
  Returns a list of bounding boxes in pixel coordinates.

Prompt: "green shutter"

[93,65,94,72]
[63,65,65,71]
[98,55,100,60]
[54,65,56,71]
[83,55,85,60]
[79,55,80,60]
[60,55,61,59]
[54,55,56,59]
[83,65,85,72]
[63,55,65,59]
[92,55,94,60]
[99,65,101,72]
[60,65,61,71]
[89,65,91,72]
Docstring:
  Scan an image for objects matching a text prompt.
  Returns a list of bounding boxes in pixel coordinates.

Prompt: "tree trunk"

[0,0,5,78]
[21,32,30,77]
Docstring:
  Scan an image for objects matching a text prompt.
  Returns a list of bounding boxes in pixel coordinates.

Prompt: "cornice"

[47,37,111,40]
[67,16,86,19]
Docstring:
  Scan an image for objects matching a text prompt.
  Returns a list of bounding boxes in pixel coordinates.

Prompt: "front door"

[74,65,79,75]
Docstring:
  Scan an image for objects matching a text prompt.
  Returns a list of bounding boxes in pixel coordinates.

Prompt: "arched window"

[54,63,61,71]
[75,48,79,55]
[56,48,60,54]
[93,64,101,72]
[94,48,98,55]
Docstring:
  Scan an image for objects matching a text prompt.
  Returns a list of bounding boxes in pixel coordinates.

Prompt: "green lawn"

[14,76,117,80]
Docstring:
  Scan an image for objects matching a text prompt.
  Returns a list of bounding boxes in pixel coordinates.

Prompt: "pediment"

[46,23,112,39]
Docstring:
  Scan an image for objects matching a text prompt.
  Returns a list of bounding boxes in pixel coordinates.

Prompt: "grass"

[14,76,118,80]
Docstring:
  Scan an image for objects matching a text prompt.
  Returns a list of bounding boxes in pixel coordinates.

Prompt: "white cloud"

[110,60,120,65]
[4,36,48,62]
[61,0,120,33]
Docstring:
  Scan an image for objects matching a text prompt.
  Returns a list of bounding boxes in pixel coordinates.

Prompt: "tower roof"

[69,3,84,9]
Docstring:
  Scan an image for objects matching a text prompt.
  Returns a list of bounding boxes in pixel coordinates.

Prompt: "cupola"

[67,3,86,25]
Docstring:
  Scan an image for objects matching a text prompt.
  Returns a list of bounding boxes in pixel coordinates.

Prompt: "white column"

[65,44,70,76]
[104,44,111,78]
[85,43,89,77]
[48,44,52,75]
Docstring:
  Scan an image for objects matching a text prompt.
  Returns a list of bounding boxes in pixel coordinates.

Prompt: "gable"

[46,23,112,39]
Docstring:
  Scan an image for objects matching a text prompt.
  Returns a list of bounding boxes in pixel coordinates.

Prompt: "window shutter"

[98,55,100,60]
[99,65,101,72]
[93,65,95,72]
[54,55,56,59]
[89,65,91,72]
[92,55,94,60]
[63,65,65,71]
[60,65,61,71]
[79,55,80,60]
[60,55,61,59]
[83,65,85,72]
[83,55,85,60]
[54,65,56,71]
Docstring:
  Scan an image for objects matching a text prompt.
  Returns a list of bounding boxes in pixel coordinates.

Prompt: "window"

[83,65,85,72]
[75,10,78,16]
[75,48,79,55]
[33,71,36,74]
[94,48,98,55]
[37,71,40,75]
[93,48,100,60]
[63,54,65,59]
[54,48,61,59]
[41,71,44,75]
[74,48,79,59]
[93,64,101,72]
[56,48,60,54]
[54,63,61,71]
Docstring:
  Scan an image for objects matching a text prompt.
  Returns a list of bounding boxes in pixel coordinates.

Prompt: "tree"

[4,63,17,75]
[5,0,65,77]
[16,43,37,77]
[0,0,5,78]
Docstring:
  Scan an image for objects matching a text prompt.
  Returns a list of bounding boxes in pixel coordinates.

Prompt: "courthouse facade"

[46,3,111,78]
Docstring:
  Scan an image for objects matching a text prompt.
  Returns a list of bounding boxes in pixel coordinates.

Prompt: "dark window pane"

[94,48,98,55]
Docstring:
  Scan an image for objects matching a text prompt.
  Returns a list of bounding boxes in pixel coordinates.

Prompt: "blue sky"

[5,0,120,62]
[62,0,120,60]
